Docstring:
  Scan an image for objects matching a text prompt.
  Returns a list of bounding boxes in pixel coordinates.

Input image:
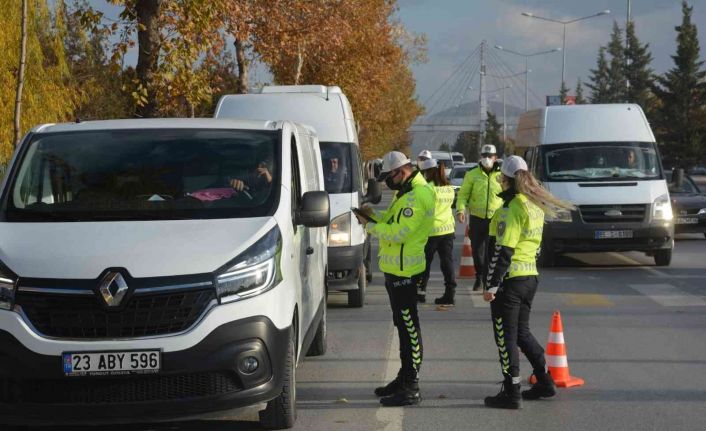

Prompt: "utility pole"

[479,41,487,147]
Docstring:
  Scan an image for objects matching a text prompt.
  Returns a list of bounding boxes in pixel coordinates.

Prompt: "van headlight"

[545,209,572,223]
[216,225,282,303]
[653,194,674,221]
[0,262,18,311]
[328,212,351,247]
[699,208,706,216]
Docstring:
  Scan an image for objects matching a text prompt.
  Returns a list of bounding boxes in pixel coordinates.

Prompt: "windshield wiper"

[549,173,588,179]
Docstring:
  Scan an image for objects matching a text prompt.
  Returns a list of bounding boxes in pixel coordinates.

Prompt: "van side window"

[352,146,363,193]
[291,136,302,226]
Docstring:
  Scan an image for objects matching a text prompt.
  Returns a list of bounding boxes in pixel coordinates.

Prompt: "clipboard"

[351,207,375,223]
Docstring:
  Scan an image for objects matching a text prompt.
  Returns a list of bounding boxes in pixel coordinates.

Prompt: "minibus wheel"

[365,242,373,282]
[654,248,672,266]
[259,329,297,429]
[348,265,366,308]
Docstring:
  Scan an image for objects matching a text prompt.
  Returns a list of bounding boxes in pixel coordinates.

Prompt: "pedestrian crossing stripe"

[630,284,706,307]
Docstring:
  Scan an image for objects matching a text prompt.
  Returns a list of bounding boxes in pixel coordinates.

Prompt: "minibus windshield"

[5,128,280,221]
[320,142,353,194]
[542,142,663,182]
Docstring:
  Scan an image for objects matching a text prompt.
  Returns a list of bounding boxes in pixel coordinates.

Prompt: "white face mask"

[480,157,494,168]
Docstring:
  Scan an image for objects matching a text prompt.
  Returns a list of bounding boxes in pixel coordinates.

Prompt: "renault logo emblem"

[99,272,128,307]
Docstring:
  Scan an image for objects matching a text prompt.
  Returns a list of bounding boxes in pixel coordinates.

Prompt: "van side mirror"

[673,168,684,189]
[362,179,382,205]
[296,191,330,227]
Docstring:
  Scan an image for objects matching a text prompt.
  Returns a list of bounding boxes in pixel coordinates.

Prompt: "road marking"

[563,293,614,307]
[607,253,671,277]
[374,321,403,431]
[630,284,706,307]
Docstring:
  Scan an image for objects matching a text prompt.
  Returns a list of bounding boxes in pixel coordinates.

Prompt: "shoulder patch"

[403,208,414,218]
[498,221,506,237]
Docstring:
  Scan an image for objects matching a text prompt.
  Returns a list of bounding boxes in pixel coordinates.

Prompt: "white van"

[215,85,381,307]
[516,104,674,266]
[430,150,454,177]
[0,118,329,429]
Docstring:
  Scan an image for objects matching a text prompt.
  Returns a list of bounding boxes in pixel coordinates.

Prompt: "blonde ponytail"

[514,170,574,217]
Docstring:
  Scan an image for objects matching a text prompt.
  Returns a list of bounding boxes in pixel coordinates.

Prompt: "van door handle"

[306,247,314,255]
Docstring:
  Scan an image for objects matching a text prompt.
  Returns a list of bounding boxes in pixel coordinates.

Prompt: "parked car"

[0,118,330,429]
[516,104,674,266]
[448,163,478,208]
[215,85,381,308]
[666,171,706,237]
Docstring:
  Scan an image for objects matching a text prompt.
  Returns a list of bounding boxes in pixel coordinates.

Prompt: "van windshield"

[542,142,662,182]
[320,141,353,194]
[4,129,280,222]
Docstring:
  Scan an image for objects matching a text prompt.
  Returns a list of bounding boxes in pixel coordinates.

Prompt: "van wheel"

[365,244,373,283]
[306,300,327,357]
[654,249,672,266]
[259,329,297,429]
[348,265,366,308]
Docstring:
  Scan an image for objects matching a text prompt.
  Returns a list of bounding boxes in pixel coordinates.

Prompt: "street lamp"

[495,45,561,111]
[521,10,610,90]
[488,72,524,142]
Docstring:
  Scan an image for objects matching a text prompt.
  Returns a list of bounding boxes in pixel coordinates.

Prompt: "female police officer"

[482,155,574,409]
[417,158,457,305]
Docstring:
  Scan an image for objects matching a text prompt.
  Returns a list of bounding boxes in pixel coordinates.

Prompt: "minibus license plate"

[676,217,698,224]
[594,230,633,240]
[63,350,160,376]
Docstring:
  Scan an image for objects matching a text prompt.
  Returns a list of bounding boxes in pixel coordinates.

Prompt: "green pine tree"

[625,20,655,109]
[587,47,610,103]
[575,78,587,104]
[559,81,569,104]
[453,131,479,161]
[653,0,706,169]
[607,21,627,102]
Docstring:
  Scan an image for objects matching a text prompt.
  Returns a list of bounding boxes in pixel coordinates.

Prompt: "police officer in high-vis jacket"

[355,151,435,407]
[482,155,574,409]
[456,144,502,291]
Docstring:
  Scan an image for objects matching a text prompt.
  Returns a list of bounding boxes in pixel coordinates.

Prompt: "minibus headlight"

[0,261,17,311]
[216,226,282,303]
[699,208,706,216]
[653,194,673,221]
[545,209,572,223]
[328,212,351,247]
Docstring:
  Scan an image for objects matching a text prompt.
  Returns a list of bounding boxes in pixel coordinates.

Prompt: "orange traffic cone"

[530,310,584,388]
[458,224,476,279]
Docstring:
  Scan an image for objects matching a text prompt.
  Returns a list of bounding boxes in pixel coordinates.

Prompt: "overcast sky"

[88,1,706,113]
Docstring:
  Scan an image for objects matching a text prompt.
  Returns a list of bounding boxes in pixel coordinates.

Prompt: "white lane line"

[374,321,403,431]
[608,253,671,277]
[630,284,706,307]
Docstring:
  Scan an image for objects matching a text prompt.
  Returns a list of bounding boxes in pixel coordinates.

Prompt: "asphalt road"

[39,190,706,431]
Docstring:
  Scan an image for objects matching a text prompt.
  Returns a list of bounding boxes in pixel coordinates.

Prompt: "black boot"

[374,372,402,397]
[522,371,556,400]
[380,375,421,407]
[472,279,482,291]
[484,376,521,409]
[434,295,455,305]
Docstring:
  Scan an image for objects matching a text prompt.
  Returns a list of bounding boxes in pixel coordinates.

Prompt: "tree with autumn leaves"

[1,0,424,164]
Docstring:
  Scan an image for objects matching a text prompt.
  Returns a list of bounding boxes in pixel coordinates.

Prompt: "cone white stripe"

[461,256,474,265]
[548,331,565,344]
[546,354,568,368]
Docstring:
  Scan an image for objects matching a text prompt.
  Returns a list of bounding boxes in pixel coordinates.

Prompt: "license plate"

[63,350,161,376]
[594,230,633,239]
[676,217,698,224]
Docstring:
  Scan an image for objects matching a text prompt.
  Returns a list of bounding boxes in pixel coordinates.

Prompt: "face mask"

[385,175,402,190]
[480,157,494,168]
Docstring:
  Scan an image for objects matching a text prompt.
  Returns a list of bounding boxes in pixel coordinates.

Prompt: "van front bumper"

[0,316,289,426]
[327,243,365,290]
[545,221,674,253]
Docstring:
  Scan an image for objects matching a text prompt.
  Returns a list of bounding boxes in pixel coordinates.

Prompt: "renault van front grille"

[16,287,215,339]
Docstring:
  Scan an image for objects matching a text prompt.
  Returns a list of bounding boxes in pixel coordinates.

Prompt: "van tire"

[538,244,556,268]
[654,248,672,266]
[306,300,327,357]
[365,243,373,283]
[348,265,366,308]
[259,330,297,429]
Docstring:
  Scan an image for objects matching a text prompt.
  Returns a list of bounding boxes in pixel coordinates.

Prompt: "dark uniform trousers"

[490,276,546,378]
[468,215,491,284]
[385,273,423,379]
[419,233,457,295]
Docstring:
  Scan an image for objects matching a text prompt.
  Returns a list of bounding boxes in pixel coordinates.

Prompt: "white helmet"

[377,151,411,180]
[481,144,497,155]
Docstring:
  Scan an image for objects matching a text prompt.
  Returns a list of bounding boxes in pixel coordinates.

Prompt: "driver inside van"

[229,158,274,198]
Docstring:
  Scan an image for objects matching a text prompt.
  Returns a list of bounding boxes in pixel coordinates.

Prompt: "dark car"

[666,171,706,237]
